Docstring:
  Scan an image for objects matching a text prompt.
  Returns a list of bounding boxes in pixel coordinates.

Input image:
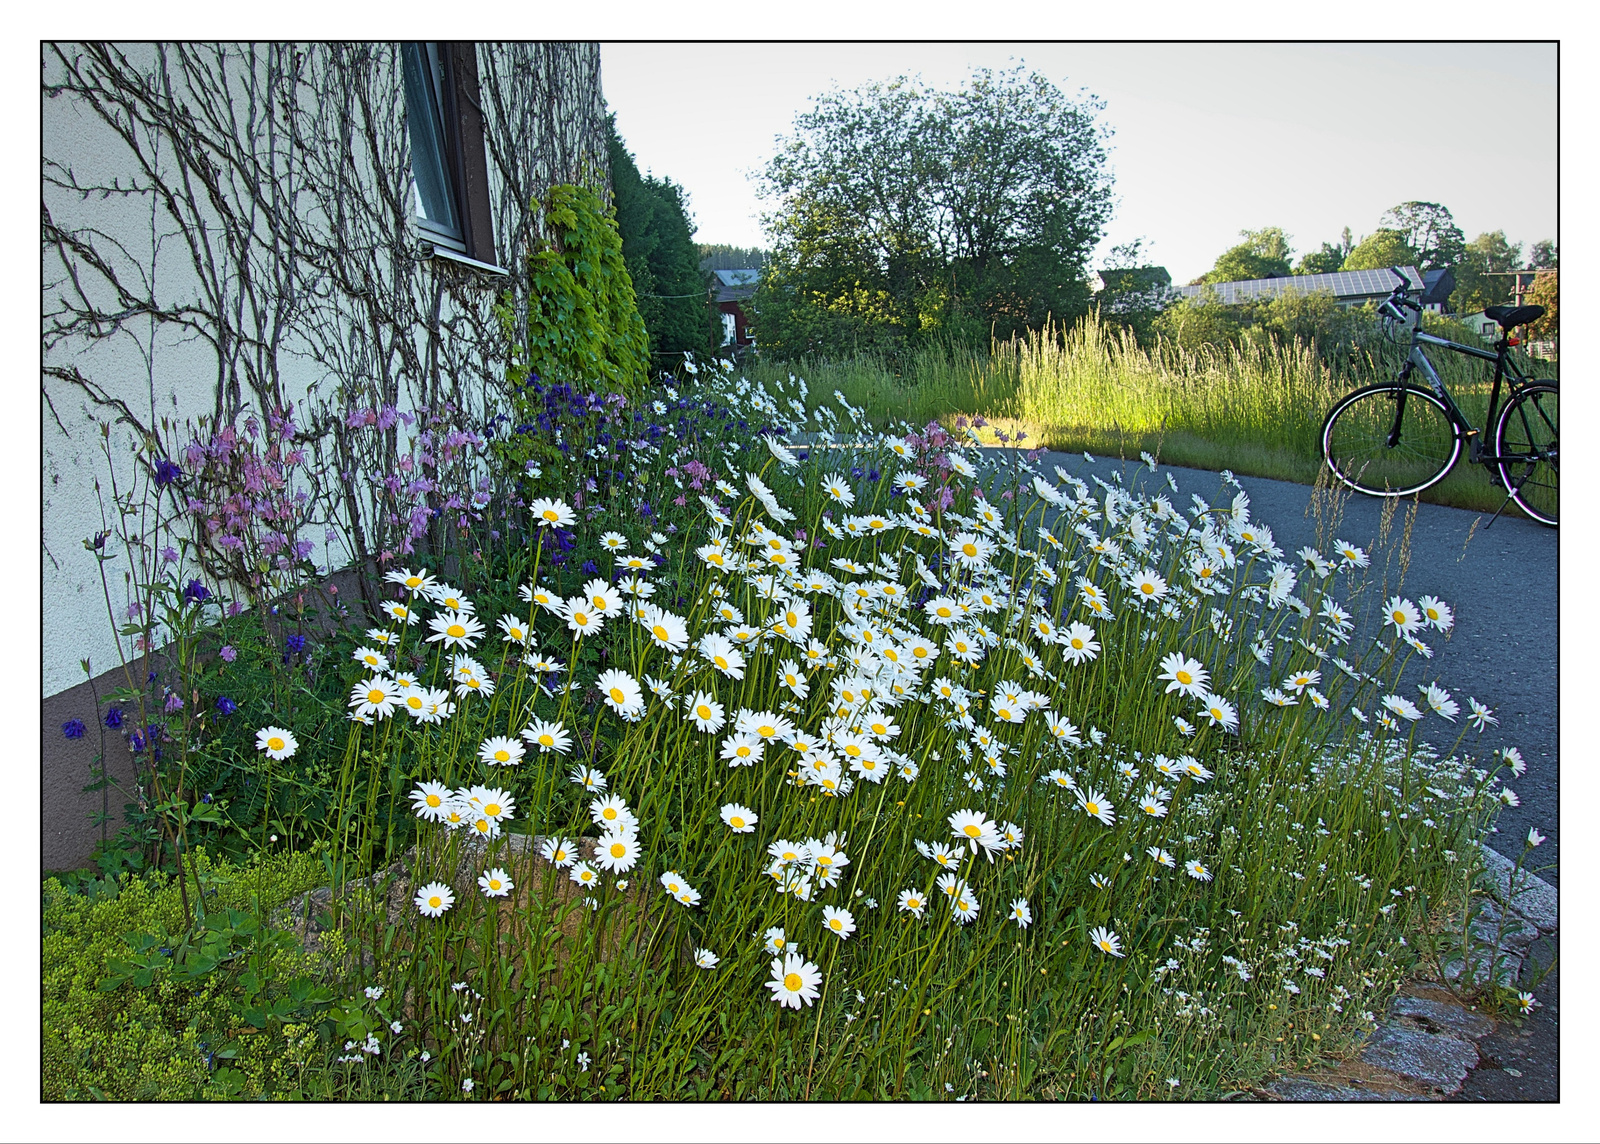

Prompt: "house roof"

[1174,266,1424,306]
[713,267,761,302]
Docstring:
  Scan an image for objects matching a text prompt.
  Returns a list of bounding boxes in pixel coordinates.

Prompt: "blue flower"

[183,578,211,603]
[581,560,599,575]
[104,706,124,729]
[62,718,87,740]
[215,696,237,716]
[285,634,306,654]
[152,458,183,487]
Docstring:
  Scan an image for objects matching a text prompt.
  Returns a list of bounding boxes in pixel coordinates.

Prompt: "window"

[402,42,500,270]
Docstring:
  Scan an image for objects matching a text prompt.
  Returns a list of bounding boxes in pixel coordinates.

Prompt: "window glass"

[402,42,461,240]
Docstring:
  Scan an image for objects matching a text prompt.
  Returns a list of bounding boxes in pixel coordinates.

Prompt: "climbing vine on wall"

[505,183,650,398]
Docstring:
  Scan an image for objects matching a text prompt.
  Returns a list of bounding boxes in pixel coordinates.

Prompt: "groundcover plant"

[303,365,1517,1100]
[57,362,1525,1100]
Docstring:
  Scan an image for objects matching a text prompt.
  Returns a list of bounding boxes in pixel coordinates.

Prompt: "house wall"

[41,41,609,869]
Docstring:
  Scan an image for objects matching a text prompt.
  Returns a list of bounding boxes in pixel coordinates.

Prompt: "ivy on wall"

[506,183,650,396]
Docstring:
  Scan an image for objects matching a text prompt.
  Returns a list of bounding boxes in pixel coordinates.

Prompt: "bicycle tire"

[1495,382,1558,527]
[1321,382,1462,497]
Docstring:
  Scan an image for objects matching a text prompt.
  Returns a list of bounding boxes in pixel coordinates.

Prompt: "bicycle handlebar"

[1378,268,1422,323]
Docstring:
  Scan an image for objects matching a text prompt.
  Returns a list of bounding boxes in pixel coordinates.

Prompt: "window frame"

[403,42,501,271]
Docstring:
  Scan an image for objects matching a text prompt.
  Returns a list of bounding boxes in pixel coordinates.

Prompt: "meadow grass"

[300,367,1509,1101]
[744,316,1551,517]
[56,362,1526,1103]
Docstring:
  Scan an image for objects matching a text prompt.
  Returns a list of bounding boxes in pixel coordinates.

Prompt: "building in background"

[712,269,761,350]
[1172,266,1455,312]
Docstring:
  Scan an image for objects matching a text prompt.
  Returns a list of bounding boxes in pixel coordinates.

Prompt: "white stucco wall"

[41,41,608,697]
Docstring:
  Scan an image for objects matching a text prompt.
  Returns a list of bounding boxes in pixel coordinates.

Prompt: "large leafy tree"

[1193,227,1294,284]
[607,116,715,364]
[752,68,1114,354]
[1341,228,1418,272]
[1449,230,1523,314]
[1378,201,1465,272]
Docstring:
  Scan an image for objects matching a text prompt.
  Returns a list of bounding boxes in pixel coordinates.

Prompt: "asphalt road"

[1023,449,1559,882]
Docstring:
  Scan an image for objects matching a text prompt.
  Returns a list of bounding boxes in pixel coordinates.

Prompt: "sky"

[600,42,1557,283]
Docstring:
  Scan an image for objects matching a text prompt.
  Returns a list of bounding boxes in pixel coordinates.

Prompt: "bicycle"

[1320,268,1557,527]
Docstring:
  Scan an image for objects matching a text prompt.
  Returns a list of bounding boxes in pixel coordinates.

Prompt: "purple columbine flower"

[285,634,306,654]
[104,706,124,729]
[164,693,184,714]
[152,458,183,486]
[183,578,211,603]
[62,719,87,740]
[219,645,237,663]
[215,696,237,716]
[581,560,599,575]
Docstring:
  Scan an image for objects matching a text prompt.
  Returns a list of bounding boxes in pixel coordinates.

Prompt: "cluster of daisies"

[332,376,1498,1019]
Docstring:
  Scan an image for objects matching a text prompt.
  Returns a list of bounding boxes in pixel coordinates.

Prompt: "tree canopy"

[1193,227,1293,285]
[1449,230,1524,314]
[751,67,1115,355]
[1378,202,1465,272]
[1340,228,1418,272]
[607,116,715,364]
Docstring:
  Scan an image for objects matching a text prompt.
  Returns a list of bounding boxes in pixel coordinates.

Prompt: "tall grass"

[747,315,1551,516]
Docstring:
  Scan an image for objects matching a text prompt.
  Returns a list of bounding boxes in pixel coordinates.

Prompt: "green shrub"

[42,847,331,1100]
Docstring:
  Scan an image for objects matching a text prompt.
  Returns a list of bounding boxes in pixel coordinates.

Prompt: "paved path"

[1024,450,1558,881]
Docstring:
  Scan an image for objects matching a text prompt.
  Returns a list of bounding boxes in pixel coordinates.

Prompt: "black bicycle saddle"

[1484,304,1545,330]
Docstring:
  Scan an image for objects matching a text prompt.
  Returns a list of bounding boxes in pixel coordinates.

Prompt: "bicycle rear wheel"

[1321,382,1462,496]
[1495,383,1557,526]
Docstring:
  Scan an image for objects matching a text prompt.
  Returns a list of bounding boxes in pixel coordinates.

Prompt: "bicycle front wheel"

[1321,382,1462,496]
[1495,383,1557,526]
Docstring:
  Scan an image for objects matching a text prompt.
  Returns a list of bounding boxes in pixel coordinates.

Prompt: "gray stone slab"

[1389,996,1497,1040]
[1266,1078,1428,1102]
[1442,947,1524,989]
[1360,1025,1479,1093]
[1469,899,1538,952]
[1476,842,1558,932]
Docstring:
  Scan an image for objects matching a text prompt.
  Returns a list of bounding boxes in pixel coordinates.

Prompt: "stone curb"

[1260,848,1556,1102]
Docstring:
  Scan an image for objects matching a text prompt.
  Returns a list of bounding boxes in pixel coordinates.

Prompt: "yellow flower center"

[736,746,751,758]
[714,655,729,669]
[962,543,977,558]
[783,973,802,991]
[426,794,441,807]
[830,919,843,930]
[542,508,559,521]
[484,803,501,816]
[730,816,744,829]
[610,842,626,859]
[963,824,981,838]
[267,737,285,752]
[489,879,501,890]
[1141,584,1154,594]
[539,734,554,747]
[408,696,423,710]
[786,611,798,627]
[603,808,617,820]
[1086,802,1100,815]
[652,625,669,642]
[1393,611,1406,623]
[428,896,442,908]
[1176,670,1192,685]
[609,687,626,705]
[696,705,711,720]
[574,612,589,626]
[494,750,510,762]
[367,689,385,704]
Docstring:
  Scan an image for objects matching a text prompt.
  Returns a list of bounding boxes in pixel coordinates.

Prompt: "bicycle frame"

[1393,321,1530,466]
